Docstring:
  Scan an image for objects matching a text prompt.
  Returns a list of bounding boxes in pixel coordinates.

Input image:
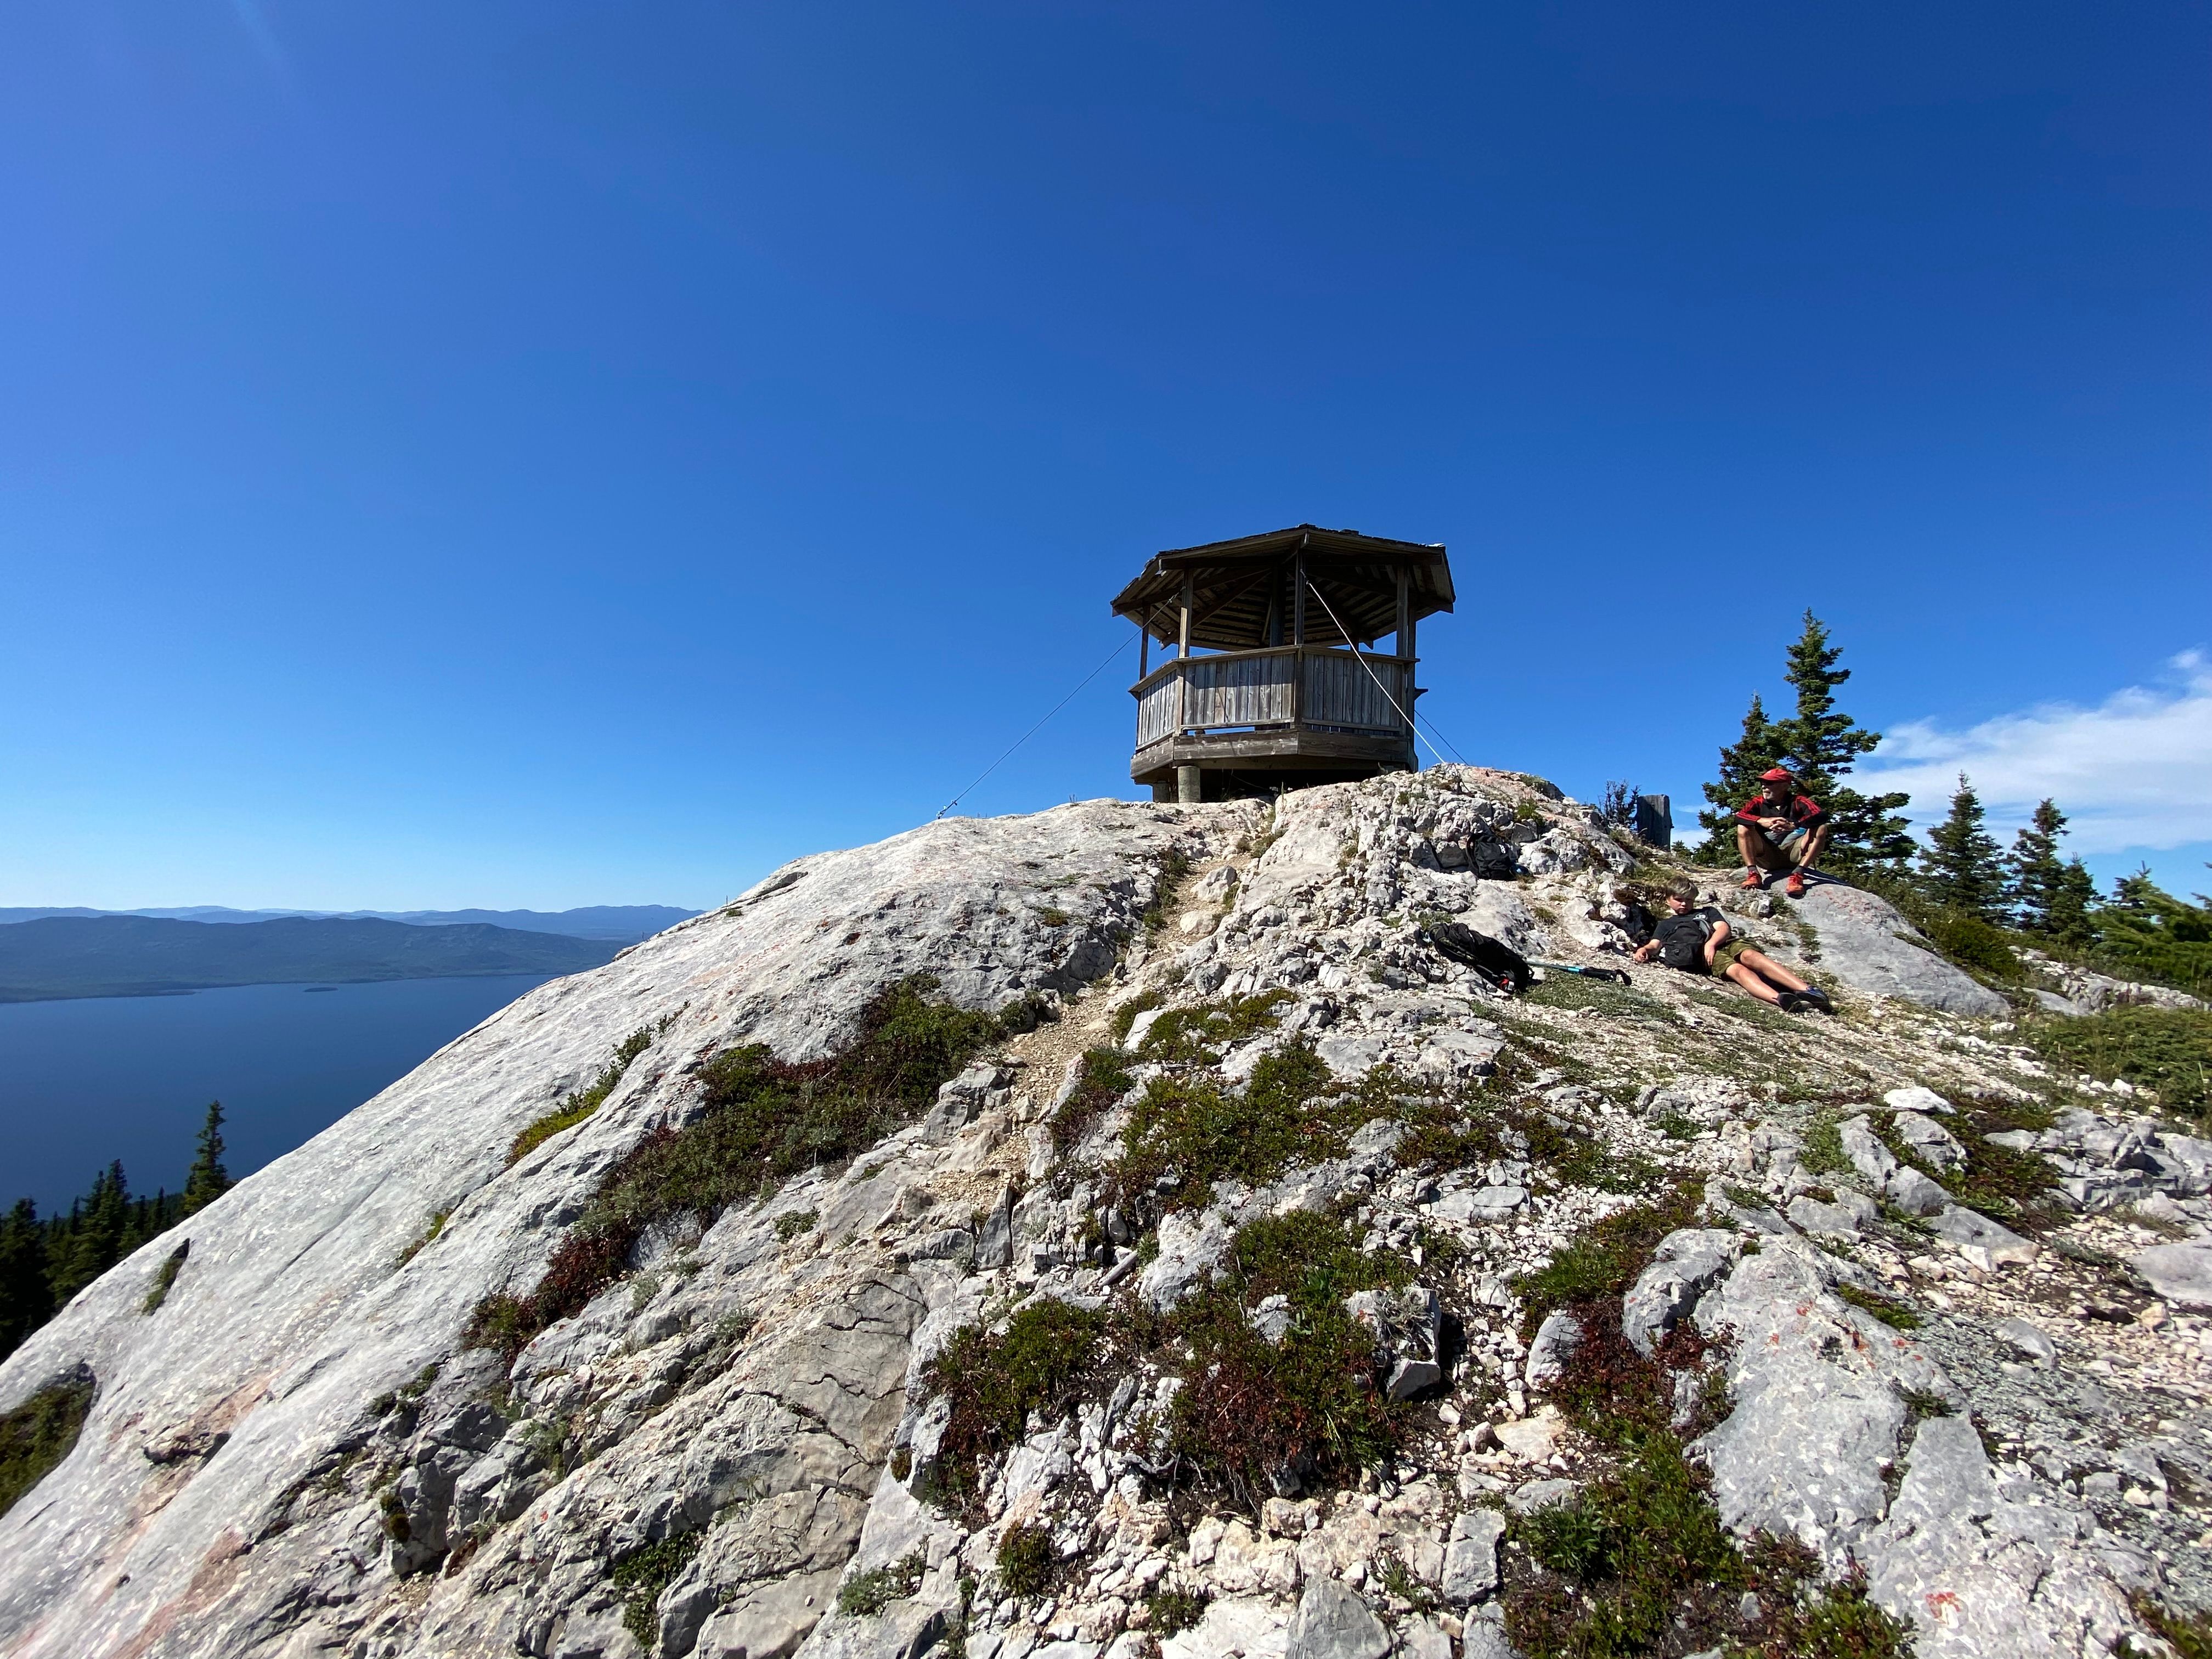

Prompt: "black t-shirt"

[1654,906,1724,972]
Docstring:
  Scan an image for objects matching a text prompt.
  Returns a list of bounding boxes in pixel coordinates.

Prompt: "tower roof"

[1109,524,1454,650]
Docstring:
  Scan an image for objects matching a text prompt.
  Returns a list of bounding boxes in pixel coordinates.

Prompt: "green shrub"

[469,976,1010,1360]
[996,1525,1056,1599]
[510,1025,658,1165]
[838,1549,926,1617]
[1513,1186,1700,1334]
[1136,989,1292,1064]
[1507,1436,1745,1659]
[921,1300,1107,1506]
[0,1380,93,1518]
[776,1210,818,1243]
[2028,1006,2212,1116]
[1109,990,1163,1046]
[1115,1041,1349,1205]
[1146,1588,1209,1637]
[1918,910,2024,984]
[1166,1213,1406,1502]
[611,1531,704,1645]
[1053,1048,1135,1154]
[1736,1537,1911,1659]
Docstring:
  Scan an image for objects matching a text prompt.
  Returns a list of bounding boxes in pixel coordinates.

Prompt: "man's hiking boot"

[1785,870,1807,899]
[1740,870,1766,889]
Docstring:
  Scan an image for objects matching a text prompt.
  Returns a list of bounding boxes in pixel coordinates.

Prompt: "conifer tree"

[1769,611,1915,869]
[1918,775,2007,918]
[2006,798,2100,936]
[50,1162,130,1306]
[182,1102,230,1216]
[1695,693,1782,860]
[2046,857,2101,945]
[0,1199,53,1362]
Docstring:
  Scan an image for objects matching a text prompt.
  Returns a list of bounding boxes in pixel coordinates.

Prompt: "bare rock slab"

[1286,1576,1390,1659]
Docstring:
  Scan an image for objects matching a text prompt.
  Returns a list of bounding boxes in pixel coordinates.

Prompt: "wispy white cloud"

[1857,652,2212,854]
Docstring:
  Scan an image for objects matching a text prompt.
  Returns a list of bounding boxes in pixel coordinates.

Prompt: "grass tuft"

[611,1531,704,1646]
[996,1525,1056,1599]
[839,1549,926,1617]
[1833,1282,1921,1331]
[2028,1006,2212,1117]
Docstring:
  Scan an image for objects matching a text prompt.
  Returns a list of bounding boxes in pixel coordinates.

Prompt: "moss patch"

[0,1379,93,1519]
[510,1024,661,1165]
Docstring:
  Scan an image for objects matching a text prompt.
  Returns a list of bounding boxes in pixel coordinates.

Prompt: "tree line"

[0,1102,232,1362]
[1689,612,2210,994]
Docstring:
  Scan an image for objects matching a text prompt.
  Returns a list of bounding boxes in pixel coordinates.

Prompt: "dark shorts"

[1712,940,1754,973]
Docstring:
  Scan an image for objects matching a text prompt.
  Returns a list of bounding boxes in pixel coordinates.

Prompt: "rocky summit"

[3,769,2209,1659]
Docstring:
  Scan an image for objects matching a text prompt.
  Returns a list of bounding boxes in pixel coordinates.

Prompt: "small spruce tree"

[1769,611,1915,870]
[1918,775,2008,919]
[2005,798,2066,929]
[2046,857,2101,946]
[182,1102,231,1216]
[0,1198,53,1362]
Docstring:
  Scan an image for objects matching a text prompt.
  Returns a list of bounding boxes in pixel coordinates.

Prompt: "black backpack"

[1425,922,1533,992]
[1466,836,1521,881]
[1658,912,1712,971]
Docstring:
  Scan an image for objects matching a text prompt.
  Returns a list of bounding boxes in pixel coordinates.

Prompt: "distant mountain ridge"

[0,915,625,1003]
[0,904,696,942]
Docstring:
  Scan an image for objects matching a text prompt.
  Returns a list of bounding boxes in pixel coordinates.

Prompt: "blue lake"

[0,974,559,1212]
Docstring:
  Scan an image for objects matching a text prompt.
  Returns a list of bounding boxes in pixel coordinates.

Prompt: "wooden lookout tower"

[1112,525,1454,803]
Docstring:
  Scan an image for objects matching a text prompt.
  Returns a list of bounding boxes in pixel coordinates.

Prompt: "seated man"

[1735,765,1830,898]
[1634,880,1833,1013]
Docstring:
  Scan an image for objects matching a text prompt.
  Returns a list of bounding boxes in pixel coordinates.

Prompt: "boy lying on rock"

[1735,764,1830,898]
[1635,878,1834,1014]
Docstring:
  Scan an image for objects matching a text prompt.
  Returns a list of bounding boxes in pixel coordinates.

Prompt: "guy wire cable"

[1303,580,1452,768]
[935,633,1135,819]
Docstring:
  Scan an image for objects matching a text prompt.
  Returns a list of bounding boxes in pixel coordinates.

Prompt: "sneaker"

[1785,870,1807,899]
[1778,991,1808,1013]
[1797,986,1835,1014]
[1740,870,1766,890]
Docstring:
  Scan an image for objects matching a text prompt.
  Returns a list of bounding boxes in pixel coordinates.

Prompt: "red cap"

[1759,766,1795,782]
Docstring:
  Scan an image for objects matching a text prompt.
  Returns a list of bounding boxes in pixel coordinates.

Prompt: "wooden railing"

[1133,647,1411,748]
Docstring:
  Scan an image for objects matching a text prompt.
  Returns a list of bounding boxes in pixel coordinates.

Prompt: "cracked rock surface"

[3,767,2208,1659]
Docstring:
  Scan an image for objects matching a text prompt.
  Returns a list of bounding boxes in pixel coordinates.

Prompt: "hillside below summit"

[2,770,2209,1659]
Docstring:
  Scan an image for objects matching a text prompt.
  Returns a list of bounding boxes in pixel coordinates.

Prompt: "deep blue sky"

[3,2,2205,910]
